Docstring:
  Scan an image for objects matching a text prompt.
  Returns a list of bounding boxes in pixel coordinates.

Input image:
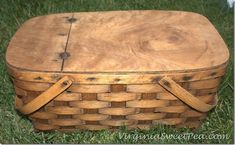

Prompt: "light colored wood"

[14,86,27,97]
[7,63,227,84]
[15,80,220,130]
[69,100,110,109]
[127,113,166,120]
[127,84,164,93]
[13,79,51,91]
[64,11,229,72]
[154,106,187,113]
[15,76,73,114]
[156,92,178,100]
[153,118,186,125]
[100,119,137,126]
[69,84,110,93]
[198,95,214,103]
[6,11,229,73]
[13,74,221,131]
[47,106,82,115]
[159,76,217,112]
[73,114,109,121]
[30,112,57,119]
[99,108,136,115]
[7,10,229,131]
[54,92,81,101]
[13,79,110,93]
[6,13,73,72]
[49,119,82,126]
[126,100,169,108]
[189,78,221,89]
[97,92,139,102]
[181,110,205,117]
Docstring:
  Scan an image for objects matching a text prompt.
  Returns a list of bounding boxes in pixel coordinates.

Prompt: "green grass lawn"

[0,0,233,144]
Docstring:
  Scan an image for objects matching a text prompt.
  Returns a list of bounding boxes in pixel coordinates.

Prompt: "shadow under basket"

[6,10,229,131]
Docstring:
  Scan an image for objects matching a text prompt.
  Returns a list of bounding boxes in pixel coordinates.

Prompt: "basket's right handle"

[15,76,73,115]
[158,76,217,112]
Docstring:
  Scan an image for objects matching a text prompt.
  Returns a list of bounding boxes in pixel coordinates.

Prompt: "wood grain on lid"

[6,13,73,72]
[6,11,229,73]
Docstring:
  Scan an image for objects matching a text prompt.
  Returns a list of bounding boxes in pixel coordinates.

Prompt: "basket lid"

[6,10,229,73]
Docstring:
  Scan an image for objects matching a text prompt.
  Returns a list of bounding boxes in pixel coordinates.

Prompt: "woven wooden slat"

[197,95,214,103]
[153,118,186,125]
[181,110,205,117]
[49,119,82,126]
[189,78,221,89]
[99,119,137,126]
[69,101,110,109]
[73,114,109,121]
[30,112,57,119]
[14,86,27,97]
[126,100,169,108]
[196,88,218,96]
[13,79,51,91]
[69,85,110,93]
[76,125,110,130]
[156,93,178,100]
[127,113,166,120]
[97,92,140,102]
[99,108,137,115]
[127,84,164,93]
[47,106,82,115]
[154,106,187,113]
[54,92,81,101]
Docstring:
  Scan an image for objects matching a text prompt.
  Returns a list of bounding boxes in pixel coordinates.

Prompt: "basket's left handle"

[15,76,73,115]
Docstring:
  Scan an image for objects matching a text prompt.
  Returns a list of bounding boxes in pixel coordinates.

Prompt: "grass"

[0,0,233,144]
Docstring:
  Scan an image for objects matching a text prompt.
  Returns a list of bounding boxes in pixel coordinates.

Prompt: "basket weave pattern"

[13,76,220,131]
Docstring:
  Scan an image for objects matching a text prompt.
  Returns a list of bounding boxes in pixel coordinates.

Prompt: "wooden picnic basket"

[6,10,229,131]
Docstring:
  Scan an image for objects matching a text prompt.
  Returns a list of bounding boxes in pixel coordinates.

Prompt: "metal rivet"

[163,80,171,88]
[34,76,43,80]
[59,52,70,60]
[67,17,77,23]
[63,81,69,86]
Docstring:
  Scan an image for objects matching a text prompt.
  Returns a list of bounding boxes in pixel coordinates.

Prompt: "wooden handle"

[15,76,73,115]
[159,76,217,112]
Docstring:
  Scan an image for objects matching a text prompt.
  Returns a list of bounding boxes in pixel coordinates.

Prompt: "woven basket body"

[6,11,229,131]
[9,65,226,131]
